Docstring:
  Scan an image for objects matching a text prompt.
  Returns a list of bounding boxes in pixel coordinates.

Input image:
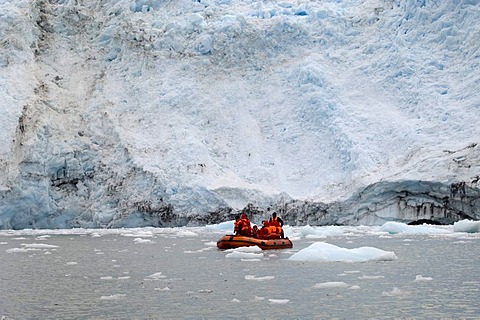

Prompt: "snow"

[0,0,479,229]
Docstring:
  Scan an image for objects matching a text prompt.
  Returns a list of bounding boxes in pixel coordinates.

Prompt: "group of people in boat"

[234,212,285,239]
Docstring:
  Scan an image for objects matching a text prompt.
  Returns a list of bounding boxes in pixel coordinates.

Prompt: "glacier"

[0,0,479,229]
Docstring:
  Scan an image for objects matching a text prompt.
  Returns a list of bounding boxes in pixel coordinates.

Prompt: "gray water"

[0,229,479,319]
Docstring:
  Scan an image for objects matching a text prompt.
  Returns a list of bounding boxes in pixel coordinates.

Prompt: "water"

[0,227,479,319]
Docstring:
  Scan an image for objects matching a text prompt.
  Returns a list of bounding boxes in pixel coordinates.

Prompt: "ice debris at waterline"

[380,221,453,235]
[453,219,480,233]
[288,242,398,262]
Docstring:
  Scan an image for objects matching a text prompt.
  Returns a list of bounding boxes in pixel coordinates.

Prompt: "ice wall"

[0,0,479,229]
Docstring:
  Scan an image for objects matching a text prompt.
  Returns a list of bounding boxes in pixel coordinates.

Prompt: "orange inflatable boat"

[216,234,293,250]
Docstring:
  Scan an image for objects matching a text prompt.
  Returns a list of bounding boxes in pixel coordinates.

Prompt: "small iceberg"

[288,242,397,262]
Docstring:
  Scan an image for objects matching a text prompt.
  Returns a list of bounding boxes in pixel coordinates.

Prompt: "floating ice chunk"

[155,287,172,291]
[66,262,78,265]
[453,219,480,233]
[100,294,126,300]
[225,246,263,259]
[198,289,212,293]
[349,285,361,290]
[226,246,262,253]
[206,220,234,231]
[245,275,275,281]
[268,299,289,304]
[358,275,385,280]
[101,276,113,280]
[313,281,348,289]
[305,234,326,239]
[23,243,58,249]
[133,238,154,244]
[288,242,397,262]
[226,251,264,259]
[382,287,410,297]
[184,249,203,253]
[6,248,37,253]
[232,298,241,303]
[290,225,344,239]
[122,230,154,238]
[175,230,198,237]
[145,272,166,280]
[381,222,451,235]
[414,275,433,281]
[7,242,58,252]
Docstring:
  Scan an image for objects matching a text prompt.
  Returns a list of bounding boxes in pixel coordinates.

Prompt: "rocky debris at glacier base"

[1,162,479,229]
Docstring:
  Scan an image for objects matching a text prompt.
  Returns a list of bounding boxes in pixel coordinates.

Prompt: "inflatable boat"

[216,234,293,250]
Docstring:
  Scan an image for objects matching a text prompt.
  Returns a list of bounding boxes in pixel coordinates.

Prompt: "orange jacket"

[266,225,282,239]
[269,216,282,227]
[234,220,240,234]
[257,227,270,239]
[257,224,281,239]
[238,218,252,237]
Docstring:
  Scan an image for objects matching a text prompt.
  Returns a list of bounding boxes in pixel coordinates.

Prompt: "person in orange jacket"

[233,215,241,235]
[269,212,284,238]
[237,213,252,237]
[251,225,259,238]
[257,220,270,239]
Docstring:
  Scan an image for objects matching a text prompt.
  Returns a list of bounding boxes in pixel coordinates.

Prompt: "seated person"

[233,215,241,235]
[237,213,252,237]
[257,220,281,239]
[269,212,284,238]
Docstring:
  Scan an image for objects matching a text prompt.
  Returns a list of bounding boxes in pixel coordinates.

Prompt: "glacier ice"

[0,0,479,229]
